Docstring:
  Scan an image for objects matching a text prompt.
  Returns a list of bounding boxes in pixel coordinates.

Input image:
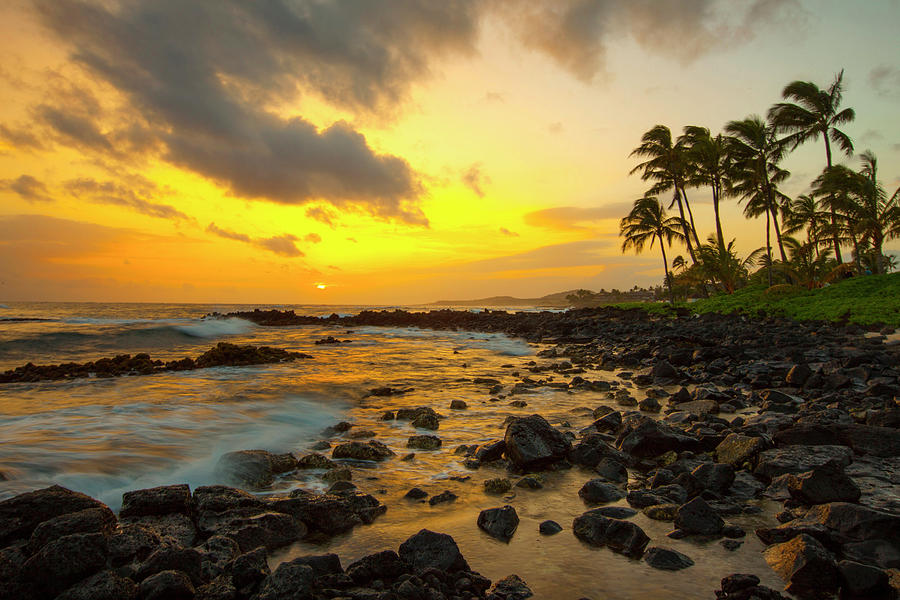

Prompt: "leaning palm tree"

[769,70,855,263]
[620,196,687,304]
[726,116,791,284]
[680,126,732,254]
[629,125,701,261]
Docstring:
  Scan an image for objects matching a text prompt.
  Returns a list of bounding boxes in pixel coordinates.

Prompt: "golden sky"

[1,0,899,304]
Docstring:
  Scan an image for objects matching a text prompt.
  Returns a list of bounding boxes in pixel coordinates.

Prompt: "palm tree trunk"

[711,183,725,253]
[680,185,702,249]
[672,193,697,264]
[875,233,884,274]
[765,209,773,287]
[771,207,788,263]
[659,234,674,304]
[852,235,862,272]
[823,133,844,264]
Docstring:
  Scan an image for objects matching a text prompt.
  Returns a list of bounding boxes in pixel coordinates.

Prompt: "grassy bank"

[613,272,900,328]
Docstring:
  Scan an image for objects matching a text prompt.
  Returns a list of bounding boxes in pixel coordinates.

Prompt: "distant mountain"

[430,290,582,307]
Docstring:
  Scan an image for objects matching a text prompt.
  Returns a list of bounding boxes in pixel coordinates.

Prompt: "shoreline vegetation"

[617,70,899,304]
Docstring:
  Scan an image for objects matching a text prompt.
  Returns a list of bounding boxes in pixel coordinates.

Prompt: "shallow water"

[0,302,786,598]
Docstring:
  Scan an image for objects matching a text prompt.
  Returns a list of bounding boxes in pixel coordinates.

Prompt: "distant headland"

[430,288,658,308]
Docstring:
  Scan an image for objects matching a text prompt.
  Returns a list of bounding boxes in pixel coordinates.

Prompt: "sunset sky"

[1,0,899,304]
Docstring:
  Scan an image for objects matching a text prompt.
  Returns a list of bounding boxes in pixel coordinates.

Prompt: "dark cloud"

[206,223,307,257]
[304,233,322,244]
[64,177,192,221]
[30,0,488,225]
[524,204,632,231]
[0,124,45,150]
[0,175,53,203]
[869,65,900,97]
[461,163,490,197]
[36,104,112,152]
[499,227,519,237]
[495,0,804,82]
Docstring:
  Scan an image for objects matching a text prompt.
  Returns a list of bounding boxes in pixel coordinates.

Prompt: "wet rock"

[763,533,839,597]
[595,457,628,483]
[295,453,336,470]
[643,546,694,571]
[405,487,429,500]
[407,434,442,450]
[515,475,543,489]
[573,510,650,557]
[792,502,900,544]
[716,573,788,599]
[398,529,470,573]
[786,363,813,386]
[569,433,625,468]
[652,360,679,379]
[331,440,395,461]
[193,486,264,514]
[484,478,512,494]
[198,535,240,581]
[450,400,468,409]
[27,506,116,555]
[715,434,771,468]
[755,445,852,480]
[786,463,861,504]
[838,559,892,598]
[122,513,198,548]
[616,415,701,458]
[321,467,351,483]
[411,412,440,430]
[215,450,282,488]
[269,490,385,535]
[56,570,138,600]
[475,440,507,462]
[643,504,678,521]
[201,511,305,552]
[108,524,162,567]
[255,561,315,600]
[135,542,202,586]
[591,506,637,519]
[675,497,724,535]
[22,532,109,599]
[638,396,661,412]
[121,484,194,518]
[578,479,625,505]
[504,414,572,470]
[539,520,562,535]
[326,480,356,494]
[626,489,668,509]
[230,546,270,596]
[478,506,519,541]
[139,570,196,600]
[486,574,533,600]
[674,399,719,415]
[428,490,458,506]
[0,485,108,548]
[690,463,735,495]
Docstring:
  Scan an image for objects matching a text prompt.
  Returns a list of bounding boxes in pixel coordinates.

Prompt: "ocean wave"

[175,318,255,338]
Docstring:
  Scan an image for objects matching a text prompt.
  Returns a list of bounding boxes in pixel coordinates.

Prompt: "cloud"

[305,206,339,228]
[869,65,900,97]
[206,222,309,257]
[461,163,490,197]
[483,91,506,103]
[64,177,192,221]
[494,0,805,82]
[524,204,632,231]
[499,227,519,237]
[304,233,322,244]
[0,175,53,203]
[0,124,44,150]
[31,0,485,226]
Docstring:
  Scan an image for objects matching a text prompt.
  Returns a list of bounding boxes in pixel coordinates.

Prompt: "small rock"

[578,479,625,505]
[484,478,512,494]
[450,400,468,409]
[539,520,562,535]
[478,506,519,541]
[674,497,724,535]
[404,488,429,500]
[643,546,694,571]
[407,435,442,450]
[428,490,458,506]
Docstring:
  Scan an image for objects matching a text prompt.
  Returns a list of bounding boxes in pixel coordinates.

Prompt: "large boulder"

[675,497,724,536]
[616,415,701,458]
[791,502,900,544]
[268,490,386,535]
[714,434,771,468]
[569,434,627,468]
[27,506,116,555]
[786,463,861,505]
[120,484,193,518]
[691,463,735,495]
[398,529,469,573]
[198,510,306,552]
[504,414,572,470]
[572,510,650,557]
[331,440,395,461]
[578,479,625,505]
[0,485,108,548]
[55,570,138,600]
[255,561,315,600]
[477,506,519,542]
[643,547,694,571]
[754,445,852,480]
[763,534,839,597]
[21,532,109,599]
[215,450,289,488]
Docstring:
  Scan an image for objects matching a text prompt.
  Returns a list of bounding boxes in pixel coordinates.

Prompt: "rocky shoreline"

[0,342,312,384]
[3,307,900,599]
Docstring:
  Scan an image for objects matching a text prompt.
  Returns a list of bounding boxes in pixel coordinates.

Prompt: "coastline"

[2,307,900,599]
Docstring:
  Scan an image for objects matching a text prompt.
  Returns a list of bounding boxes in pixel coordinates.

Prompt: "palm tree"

[629,125,701,261]
[783,194,830,260]
[620,196,687,304]
[680,126,732,254]
[725,116,791,285]
[769,70,856,263]
[695,235,764,294]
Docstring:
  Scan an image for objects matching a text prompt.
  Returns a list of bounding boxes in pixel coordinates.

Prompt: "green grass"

[611,273,900,328]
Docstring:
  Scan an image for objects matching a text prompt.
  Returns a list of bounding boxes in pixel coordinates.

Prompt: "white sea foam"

[175,317,255,338]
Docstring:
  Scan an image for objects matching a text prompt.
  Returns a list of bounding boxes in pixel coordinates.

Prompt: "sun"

[316,283,327,290]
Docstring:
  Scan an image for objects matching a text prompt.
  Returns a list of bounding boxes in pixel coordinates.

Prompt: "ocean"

[0,301,782,597]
